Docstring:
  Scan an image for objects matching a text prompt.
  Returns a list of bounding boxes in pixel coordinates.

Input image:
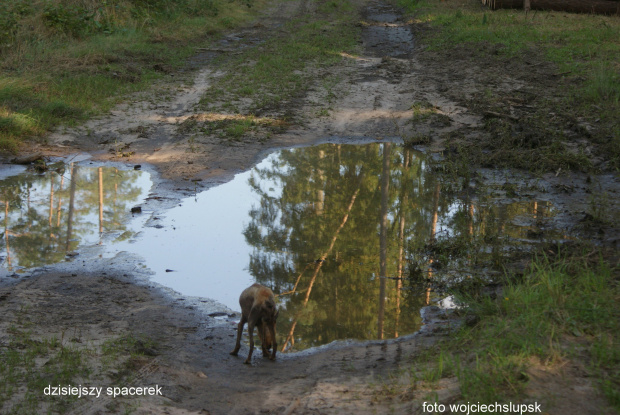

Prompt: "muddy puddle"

[0,163,151,272]
[1,143,566,352]
[362,2,415,58]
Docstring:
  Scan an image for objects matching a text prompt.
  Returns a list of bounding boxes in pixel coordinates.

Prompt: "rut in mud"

[40,0,483,191]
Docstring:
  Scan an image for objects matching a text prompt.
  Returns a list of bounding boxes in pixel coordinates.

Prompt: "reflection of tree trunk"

[378,143,391,340]
[395,149,410,338]
[99,167,104,239]
[466,202,475,269]
[114,169,119,226]
[4,201,10,270]
[49,177,55,227]
[66,164,78,253]
[279,263,312,296]
[281,170,365,352]
[426,182,441,305]
[57,176,64,227]
[316,150,325,215]
[469,203,475,237]
[430,183,440,241]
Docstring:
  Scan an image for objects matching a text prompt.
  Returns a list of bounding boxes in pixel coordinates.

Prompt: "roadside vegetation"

[0,0,264,152]
[398,0,620,172]
[449,253,619,408]
[378,250,620,411]
[392,0,620,409]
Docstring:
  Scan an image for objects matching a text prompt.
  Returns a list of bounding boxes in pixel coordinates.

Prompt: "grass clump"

[0,324,159,414]
[399,252,620,410]
[0,0,264,152]
[177,113,290,143]
[0,326,92,414]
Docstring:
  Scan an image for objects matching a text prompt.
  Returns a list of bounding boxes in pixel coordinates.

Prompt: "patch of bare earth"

[0,271,460,415]
[524,355,617,415]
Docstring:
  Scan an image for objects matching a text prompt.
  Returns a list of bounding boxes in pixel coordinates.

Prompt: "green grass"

[459,255,618,405]
[396,0,620,171]
[197,0,360,118]
[397,253,620,409]
[422,6,620,112]
[0,325,92,414]
[0,0,266,152]
[398,0,618,65]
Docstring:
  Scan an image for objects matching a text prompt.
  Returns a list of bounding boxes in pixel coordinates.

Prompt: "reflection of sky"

[1,147,558,327]
[107,154,280,310]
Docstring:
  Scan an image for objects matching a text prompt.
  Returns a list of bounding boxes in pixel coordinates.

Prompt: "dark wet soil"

[362,2,415,58]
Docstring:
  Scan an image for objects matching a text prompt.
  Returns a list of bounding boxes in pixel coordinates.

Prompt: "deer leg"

[230,317,246,356]
[257,322,269,357]
[268,322,277,361]
[244,321,255,364]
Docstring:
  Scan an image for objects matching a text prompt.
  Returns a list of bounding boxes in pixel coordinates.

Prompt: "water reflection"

[0,164,150,271]
[246,144,433,350]
[243,143,556,351]
[0,144,557,352]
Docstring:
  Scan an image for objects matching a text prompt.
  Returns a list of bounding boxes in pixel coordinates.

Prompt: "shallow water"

[0,164,150,271]
[0,143,559,352]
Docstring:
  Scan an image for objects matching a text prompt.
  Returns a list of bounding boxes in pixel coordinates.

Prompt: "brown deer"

[230,283,278,364]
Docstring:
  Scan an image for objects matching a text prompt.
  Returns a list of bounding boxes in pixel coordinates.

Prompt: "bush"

[0,0,33,46]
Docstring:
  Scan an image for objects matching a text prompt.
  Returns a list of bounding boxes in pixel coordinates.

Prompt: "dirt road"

[1,270,461,415]
[1,0,618,414]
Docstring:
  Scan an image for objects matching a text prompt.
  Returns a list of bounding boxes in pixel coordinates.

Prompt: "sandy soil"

[1,270,463,415]
[1,0,618,414]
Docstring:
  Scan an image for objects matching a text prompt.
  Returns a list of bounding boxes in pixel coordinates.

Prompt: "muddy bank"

[2,263,613,415]
[0,265,459,415]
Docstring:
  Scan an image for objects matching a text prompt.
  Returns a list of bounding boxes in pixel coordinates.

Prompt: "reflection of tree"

[281,166,365,351]
[394,148,410,338]
[243,143,559,351]
[244,144,435,350]
[426,182,441,305]
[0,166,146,269]
[378,143,390,340]
[66,164,78,253]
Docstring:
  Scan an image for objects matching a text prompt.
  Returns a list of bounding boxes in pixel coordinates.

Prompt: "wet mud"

[362,2,415,58]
